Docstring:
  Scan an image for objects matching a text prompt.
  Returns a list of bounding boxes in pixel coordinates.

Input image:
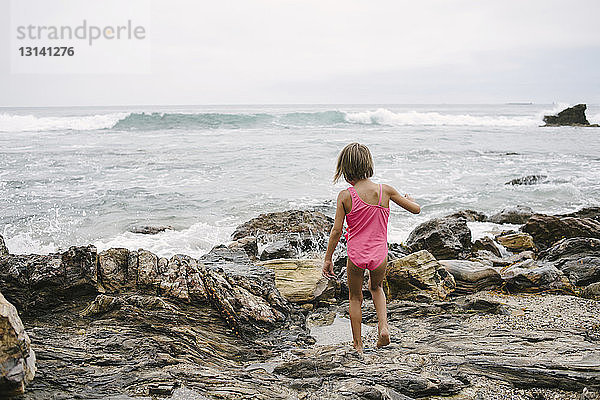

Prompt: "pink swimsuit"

[344,184,390,271]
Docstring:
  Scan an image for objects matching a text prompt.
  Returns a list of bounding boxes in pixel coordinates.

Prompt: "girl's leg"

[368,257,390,348]
[346,258,365,352]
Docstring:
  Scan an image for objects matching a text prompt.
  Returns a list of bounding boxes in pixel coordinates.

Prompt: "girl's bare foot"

[376,327,390,348]
[353,340,363,354]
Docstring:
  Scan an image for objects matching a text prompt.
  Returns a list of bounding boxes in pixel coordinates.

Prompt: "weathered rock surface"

[257,259,338,304]
[232,210,332,241]
[505,175,548,185]
[129,225,174,234]
[472,237,502,257]
[556,206,600,222]
[488,205,534,224]
[581,282,600,299]
[0,291,36,396]
[259,240,298,260]
[522,214,600,250]
[539,237,600,286]
[543,103,598,126]
[406,217,472,259]
[500,259,573,294]
[385,250,456,301]
[0,235,8,257]
[440,260,502,294]
[496,232,536,252]
[445,209,488,222]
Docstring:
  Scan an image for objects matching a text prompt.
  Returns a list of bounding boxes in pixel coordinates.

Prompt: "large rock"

[385,250,456,301]
[259,241,298,261]
[406,217,472,259]
[500,259,573,294]
[257,259,337,304]
[0,291,36,395]
[539,237,600,286]
[0,245,98,312]
[444,209,488,222]
[232,210,333,241]
[556,207,600,222]
[472,237,502,257]
[505,175,547,185]
[543,103,597,126]
[522,214,600,250]
[488,205,534,224]
[440,260,502,294]
[495,232,535,252]
[0,235,8,257]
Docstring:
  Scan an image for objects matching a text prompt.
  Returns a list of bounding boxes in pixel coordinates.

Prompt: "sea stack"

[543,103,599,127]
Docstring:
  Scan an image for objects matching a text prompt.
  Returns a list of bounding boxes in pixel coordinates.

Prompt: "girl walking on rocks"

[323,143,420,353]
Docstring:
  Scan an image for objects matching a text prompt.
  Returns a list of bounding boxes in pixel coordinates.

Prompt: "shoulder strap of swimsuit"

[377,184,382,206]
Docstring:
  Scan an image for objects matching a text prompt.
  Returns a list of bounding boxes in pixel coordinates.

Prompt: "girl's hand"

[322,260,336,280]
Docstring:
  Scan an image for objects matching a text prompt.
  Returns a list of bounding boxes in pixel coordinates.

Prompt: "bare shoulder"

[382,183,398,195]
[337,188,351,201]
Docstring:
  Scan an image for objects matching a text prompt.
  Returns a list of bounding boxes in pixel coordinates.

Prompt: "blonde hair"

[333,142,374,183]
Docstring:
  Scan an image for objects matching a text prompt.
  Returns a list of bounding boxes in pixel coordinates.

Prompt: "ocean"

[1,104,599,258]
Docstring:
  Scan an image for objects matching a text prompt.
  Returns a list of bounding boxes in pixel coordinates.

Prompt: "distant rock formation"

[543,104,599,127]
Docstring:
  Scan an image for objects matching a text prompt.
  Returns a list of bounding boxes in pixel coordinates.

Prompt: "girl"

[322,143,420,353]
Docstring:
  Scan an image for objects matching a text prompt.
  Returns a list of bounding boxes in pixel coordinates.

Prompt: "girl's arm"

[385,184,421,214]
[322,190,347,279]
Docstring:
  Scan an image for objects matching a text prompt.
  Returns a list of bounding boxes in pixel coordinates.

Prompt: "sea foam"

[0,112,129,132]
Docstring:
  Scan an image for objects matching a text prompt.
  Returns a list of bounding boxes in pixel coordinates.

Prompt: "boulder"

[129,225,174,235]
[0,235,8,257]
[257,259,337,304]
[555,207,600,222]
[440,260,502,294]
[500,259,573,294]
[488,205,534,224]
[0,291,36,395]
[581,282,600,300]
[0,245,98,312]
[495,232,535,252]
[228,236,258,258]
[98,248,135,292]
[470,250,535,269]
[406,217,472,260]
[384,250,456,301]
[260,241,298,261]
[522,214,600,250]
[444,209,488,222]
[543,104,598,126]
[472,237,502,257]
[505,175,547,185]
[539,237,600,286]
[232,210,333,241]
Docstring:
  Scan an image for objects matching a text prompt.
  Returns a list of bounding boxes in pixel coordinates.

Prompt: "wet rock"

[228,235,258,258]
[500,259,573,294]
[98,248,134,292]
[258,259,337,304]
[232,209,333,241]
[0,235,8,257]
[445,209,488,222]
[556,207,600,222]
[488,205,534,224]
[522,214,600,250]
[406,217,472,259]
[539,237,600,286]
[388,242,411,260]
[505,175,548,185]
[0,245,98,313]
[496,232,536,252]
[129,225,174,235]
[0,291,36,396]
[470,250,535,269]
[385,250,456,301]
[260,240,298,261]
[543,103,598,126]
[440,260,502,294]
[472,237,502,257]
[581,282,600,299]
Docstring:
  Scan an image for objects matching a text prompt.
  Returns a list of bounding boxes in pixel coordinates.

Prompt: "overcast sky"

[1,0,599,107]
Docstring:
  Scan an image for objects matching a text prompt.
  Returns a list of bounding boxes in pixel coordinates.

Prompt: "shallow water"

[1,104,599,257]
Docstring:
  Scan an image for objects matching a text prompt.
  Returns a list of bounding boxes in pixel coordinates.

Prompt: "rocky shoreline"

[1,206,599,399]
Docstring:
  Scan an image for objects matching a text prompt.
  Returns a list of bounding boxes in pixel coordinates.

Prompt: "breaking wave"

[0,105,575,132]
